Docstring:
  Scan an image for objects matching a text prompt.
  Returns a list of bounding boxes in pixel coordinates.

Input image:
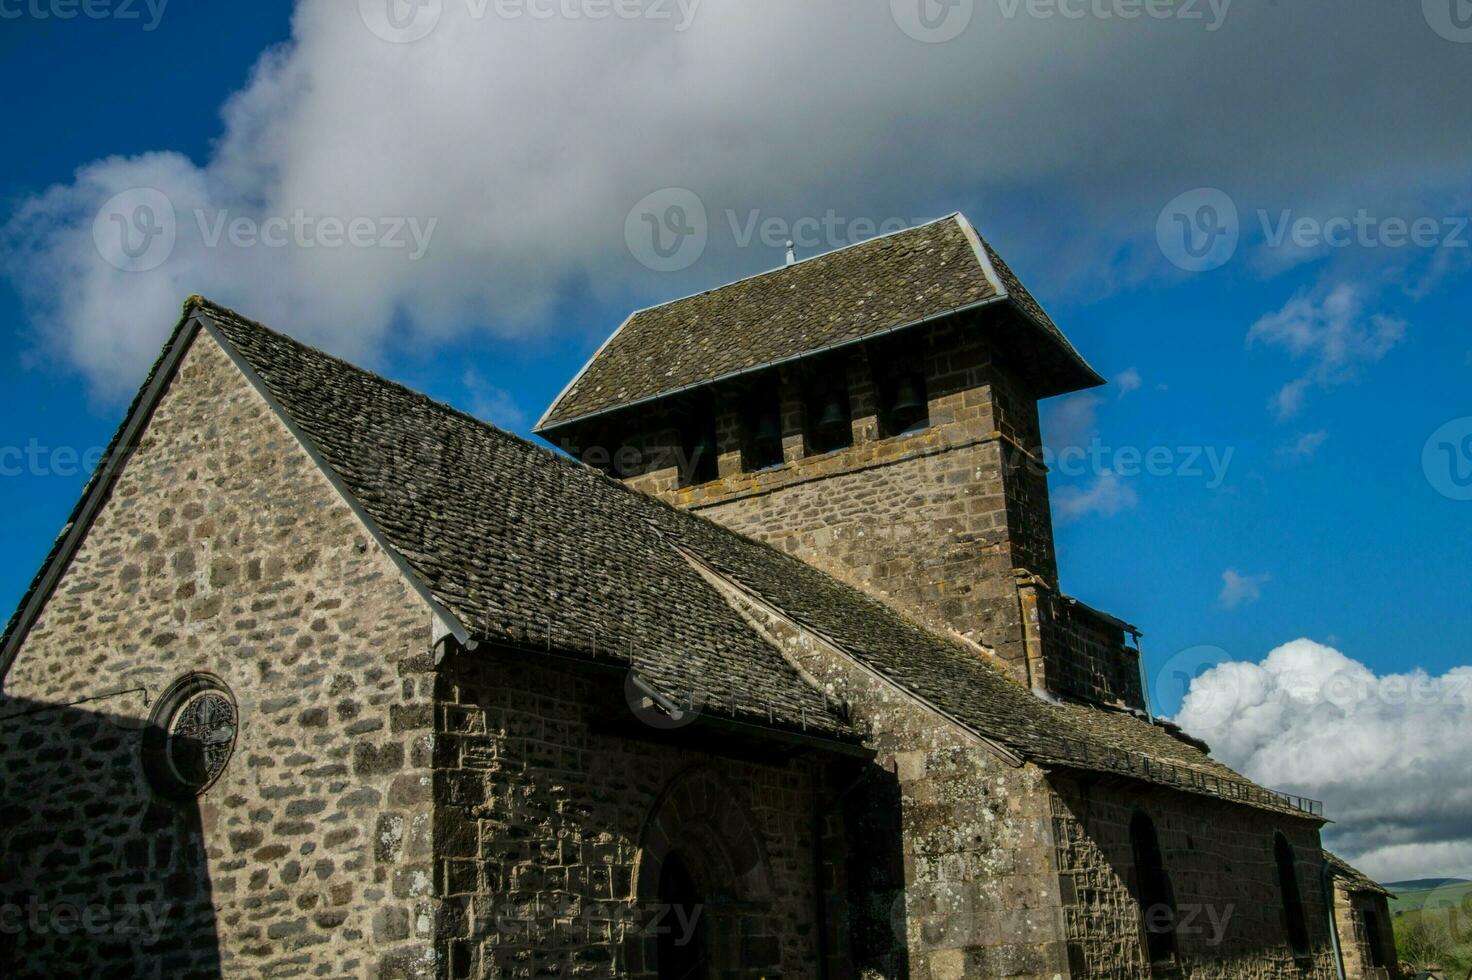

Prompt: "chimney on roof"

[784,240,797,266]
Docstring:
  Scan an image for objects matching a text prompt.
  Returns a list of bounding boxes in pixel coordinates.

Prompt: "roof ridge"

[620,212,962,319]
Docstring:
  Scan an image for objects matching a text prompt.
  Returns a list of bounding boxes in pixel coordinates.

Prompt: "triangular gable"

[0,300,469,684]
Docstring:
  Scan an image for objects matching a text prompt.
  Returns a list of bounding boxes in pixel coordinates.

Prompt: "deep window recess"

[1361,908,1390,968]
[1275,833,1311,957]
[743,379,785,471]
[1130,811,1178,968]
[804,367,853,455]
[878,367,929,437]
[679,404,719,486]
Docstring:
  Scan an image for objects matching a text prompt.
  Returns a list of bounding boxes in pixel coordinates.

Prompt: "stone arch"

[626,765,780,979]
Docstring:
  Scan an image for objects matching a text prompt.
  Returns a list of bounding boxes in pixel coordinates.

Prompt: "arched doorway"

[629,767,780,980]
[657,851,709,980]
[1130,811,1178,968]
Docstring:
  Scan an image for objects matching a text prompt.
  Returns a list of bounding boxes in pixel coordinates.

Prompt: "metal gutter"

[1323,859,1348,980]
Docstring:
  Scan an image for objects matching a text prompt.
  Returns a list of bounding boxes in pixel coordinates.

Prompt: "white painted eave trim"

[533,308,639,433]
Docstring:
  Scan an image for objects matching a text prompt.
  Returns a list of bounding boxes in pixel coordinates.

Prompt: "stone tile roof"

[205,301,1313,815]
[537,214,1101,432]
[1325,851,1392,896]
[200,303,854,740]
[4,297,1316,817]
[685,540,1318,818]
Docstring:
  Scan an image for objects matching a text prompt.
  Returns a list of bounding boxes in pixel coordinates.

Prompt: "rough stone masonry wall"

[582,315,1142,707]
[1333,887,1397,980]
[0,333,439,979]
[1049,774,1337,979]
[431,652,833,979]
[696,563,1069,980]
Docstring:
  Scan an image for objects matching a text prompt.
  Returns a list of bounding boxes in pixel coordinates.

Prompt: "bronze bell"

[890,376,927,431]
[817,393,849,436]
[891,376,924,415]
[752,412,782,459]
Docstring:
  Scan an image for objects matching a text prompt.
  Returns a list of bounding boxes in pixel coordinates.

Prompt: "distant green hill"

[1389,879,1472,892]
[1391,879,1472,915]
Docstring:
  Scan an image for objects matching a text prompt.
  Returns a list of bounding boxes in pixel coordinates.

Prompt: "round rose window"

[145,674,238,798]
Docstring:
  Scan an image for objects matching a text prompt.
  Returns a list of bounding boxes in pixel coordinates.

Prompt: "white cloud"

[1217,568,1269,609]
[3,1,1466,397]
[1174,639,1472,883]
[1113,367,1142,396]
[462,369,527,431]
[1053,471,1137,523]
[1276,430,1328,462]
[1042,392,1101,453]
[1247,284,1407,419]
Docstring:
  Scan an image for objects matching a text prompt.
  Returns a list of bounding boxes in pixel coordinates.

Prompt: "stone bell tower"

[536,214,1146,710]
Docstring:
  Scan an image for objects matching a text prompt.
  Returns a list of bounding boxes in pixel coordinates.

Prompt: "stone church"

[0,214,1398,979]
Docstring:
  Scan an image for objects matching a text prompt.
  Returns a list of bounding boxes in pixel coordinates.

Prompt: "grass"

[1393,882,1472,977]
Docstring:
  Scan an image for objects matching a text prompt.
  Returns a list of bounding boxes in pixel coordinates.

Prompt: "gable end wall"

[0,332,439,979]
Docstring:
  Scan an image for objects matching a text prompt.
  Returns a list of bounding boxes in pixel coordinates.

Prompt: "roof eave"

[536,292,1102,438]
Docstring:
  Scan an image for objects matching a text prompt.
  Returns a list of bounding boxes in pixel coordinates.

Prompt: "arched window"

[1130,811,1178,967]
[1274,833,1310,956]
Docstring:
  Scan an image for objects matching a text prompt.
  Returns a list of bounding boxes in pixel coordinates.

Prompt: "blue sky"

[1,0,1469,880]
